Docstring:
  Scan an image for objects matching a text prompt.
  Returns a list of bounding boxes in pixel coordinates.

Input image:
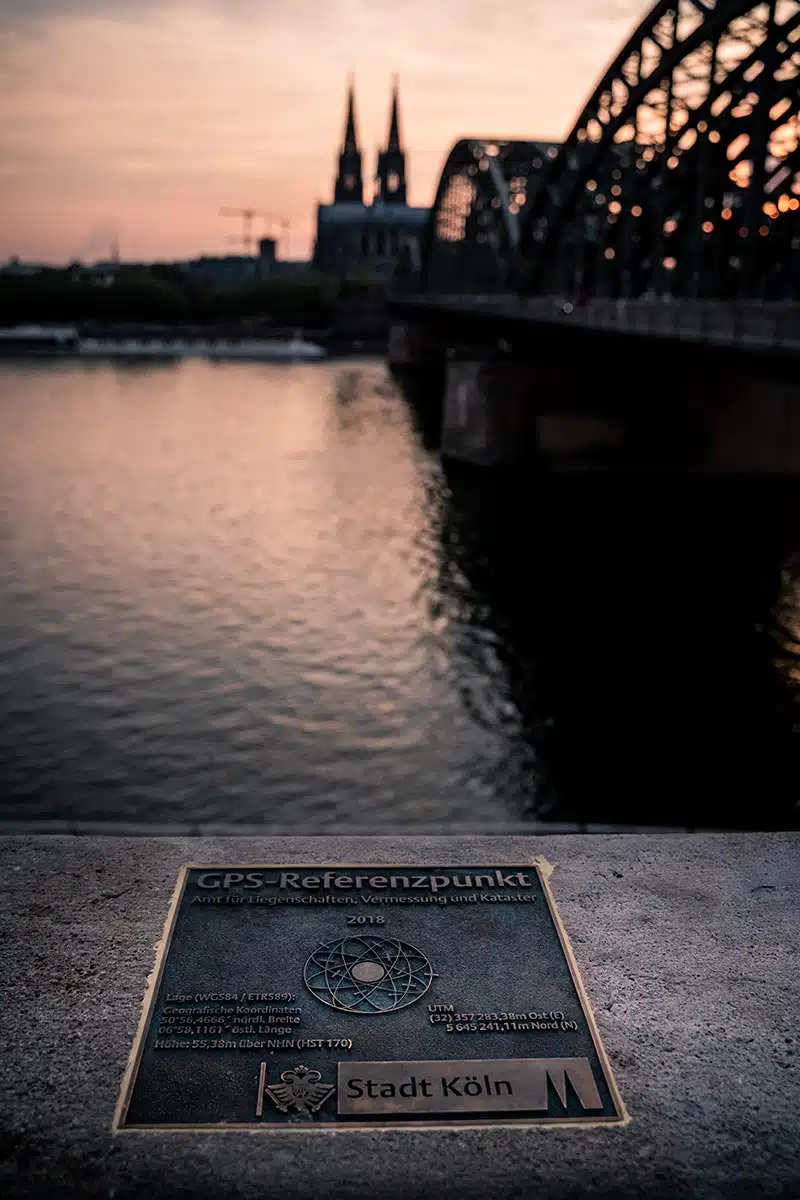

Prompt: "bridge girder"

[421,139,559,293]
[519,0,800,300]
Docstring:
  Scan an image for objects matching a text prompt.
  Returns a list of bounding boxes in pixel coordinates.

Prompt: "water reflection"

[431,463,800,828]
[0,359,528,828]
[0,358,797,829]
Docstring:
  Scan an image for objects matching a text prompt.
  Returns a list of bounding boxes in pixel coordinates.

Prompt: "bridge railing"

[394,293,800,356]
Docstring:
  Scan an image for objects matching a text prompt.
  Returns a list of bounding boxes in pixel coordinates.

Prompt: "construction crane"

[219,207,289,256]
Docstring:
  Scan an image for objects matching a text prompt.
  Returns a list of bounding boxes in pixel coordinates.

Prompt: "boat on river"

[0,324,326,361]
[0,324,79,355]
[77,337,184,359]
[77,333,327,362]
[205,334,326,361]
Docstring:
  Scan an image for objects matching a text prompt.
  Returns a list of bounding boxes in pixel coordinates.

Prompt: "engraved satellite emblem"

[303,935,436,1014]
[261,1065,335,1115]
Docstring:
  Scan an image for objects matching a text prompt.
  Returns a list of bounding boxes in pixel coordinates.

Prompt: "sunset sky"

[0,0,649,263]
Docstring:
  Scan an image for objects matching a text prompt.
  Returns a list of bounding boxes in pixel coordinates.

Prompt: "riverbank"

[1,832,796,1198]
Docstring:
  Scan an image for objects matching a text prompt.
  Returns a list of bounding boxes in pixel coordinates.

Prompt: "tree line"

[0,266,381,327]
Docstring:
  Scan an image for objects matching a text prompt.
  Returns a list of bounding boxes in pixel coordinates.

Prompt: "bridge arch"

[520,0,800,300]
[420,139,559,293]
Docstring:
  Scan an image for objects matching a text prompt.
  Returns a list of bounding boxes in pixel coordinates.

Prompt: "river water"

[0,357,797,830]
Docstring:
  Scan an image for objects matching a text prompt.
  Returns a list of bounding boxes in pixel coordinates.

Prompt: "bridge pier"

[706,376,800,473]
[440,358,535,466]
[387,320,442,373]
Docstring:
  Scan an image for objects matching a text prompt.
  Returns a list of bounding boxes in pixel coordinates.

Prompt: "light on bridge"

[702,221,714,233]
[604,248,615,260]
[759,225,770,236]
[770,97,792,121]
[721,207,733,220]
[727,133,750,161]
[632,205,642,217]
[732,94,758,119]
[763,201,779,218]
[729,161,752,187]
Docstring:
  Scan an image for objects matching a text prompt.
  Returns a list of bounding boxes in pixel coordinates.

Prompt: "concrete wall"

[1,832,797,1198]
[706,379,800,473]
[388,314,800,473]
[440,360,537,467]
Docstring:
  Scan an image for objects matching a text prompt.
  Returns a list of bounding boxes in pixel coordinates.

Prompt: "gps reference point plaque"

[114,864,627,1130]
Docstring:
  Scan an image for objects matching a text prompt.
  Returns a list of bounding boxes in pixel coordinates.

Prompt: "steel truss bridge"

[396,0,800,349]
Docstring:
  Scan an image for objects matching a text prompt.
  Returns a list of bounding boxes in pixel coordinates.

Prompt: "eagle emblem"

[262,1064,335,1115]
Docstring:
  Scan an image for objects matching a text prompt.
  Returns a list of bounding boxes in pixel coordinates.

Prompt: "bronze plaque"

[114,864,627,1130]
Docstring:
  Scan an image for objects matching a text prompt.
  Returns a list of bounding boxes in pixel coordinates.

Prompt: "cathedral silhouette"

[313,77,429,279]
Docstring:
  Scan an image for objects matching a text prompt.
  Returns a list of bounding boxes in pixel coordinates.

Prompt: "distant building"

[268,260,313,279]
[179,239,312,288]
[181,247,272,289]
[258,238,276,264]
[1,257,46,277]
[76,262,119,287]
[313,77,429,280]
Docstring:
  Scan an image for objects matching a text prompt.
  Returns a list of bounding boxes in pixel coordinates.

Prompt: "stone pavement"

[0,833,797,1198]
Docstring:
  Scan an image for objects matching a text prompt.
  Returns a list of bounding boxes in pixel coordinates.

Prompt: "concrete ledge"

[0,820,708,836]
[1,833,797,1198]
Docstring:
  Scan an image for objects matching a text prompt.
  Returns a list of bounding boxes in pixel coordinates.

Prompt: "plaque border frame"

[113,862,630,1132]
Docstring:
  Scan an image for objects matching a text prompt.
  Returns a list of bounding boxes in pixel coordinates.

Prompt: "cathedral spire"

[376,75,407,205]
[343,73,358,154]
[334,74,363,204]
[387,74,401,152]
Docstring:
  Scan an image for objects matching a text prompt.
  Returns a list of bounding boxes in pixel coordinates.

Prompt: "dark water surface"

[0,358,797,829]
